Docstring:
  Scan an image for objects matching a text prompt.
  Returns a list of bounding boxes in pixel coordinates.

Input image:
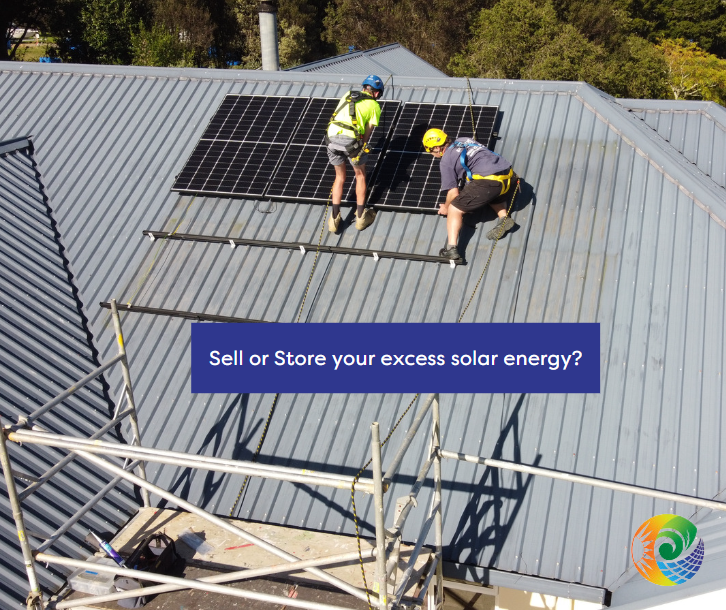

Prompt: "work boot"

[486,216,515,240]
[328,212,341,233]
[355,208,376,231]
[439,243,462,261]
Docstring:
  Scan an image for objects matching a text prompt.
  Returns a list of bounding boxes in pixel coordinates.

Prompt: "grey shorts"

[326,134,368,167]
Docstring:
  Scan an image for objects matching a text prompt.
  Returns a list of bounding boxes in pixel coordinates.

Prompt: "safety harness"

[454,140,514,196]
[325,90,374,157]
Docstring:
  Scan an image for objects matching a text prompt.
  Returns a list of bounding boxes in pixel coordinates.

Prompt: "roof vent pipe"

[258,1,280,71]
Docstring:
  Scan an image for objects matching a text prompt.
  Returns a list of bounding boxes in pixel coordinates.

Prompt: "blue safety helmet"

[362,74,384,97]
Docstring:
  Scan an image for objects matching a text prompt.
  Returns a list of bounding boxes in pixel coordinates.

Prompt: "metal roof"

[0,136,137,609]
[288,43,448,78]
[1,63,726,608]
[619,98,726,189]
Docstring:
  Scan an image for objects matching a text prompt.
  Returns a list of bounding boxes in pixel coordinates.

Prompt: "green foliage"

[131,21,194,66]
[657,38,726,103]
[130,0,244,67]
[323,0,479,73]
[80,0,139,64]
[449,0,562,79]
[232,0,333,69]
[625,0,726,57]
[450,0,669,99]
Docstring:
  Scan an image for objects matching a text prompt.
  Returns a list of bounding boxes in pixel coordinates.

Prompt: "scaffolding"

[3,301,726,610]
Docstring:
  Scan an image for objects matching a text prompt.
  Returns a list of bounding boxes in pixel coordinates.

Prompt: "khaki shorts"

[326,135,368,166]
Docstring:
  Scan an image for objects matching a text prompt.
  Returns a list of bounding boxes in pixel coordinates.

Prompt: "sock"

[332,204,341,218]
[448,243,457,249]
[356,204,365,217]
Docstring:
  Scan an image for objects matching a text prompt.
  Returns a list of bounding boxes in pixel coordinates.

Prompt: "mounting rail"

[142,230,465,266]
[99,302,270,323]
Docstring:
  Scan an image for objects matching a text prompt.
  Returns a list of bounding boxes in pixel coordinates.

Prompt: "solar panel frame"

[266,98,401,204]
[172,95,309,197]
[368,102,499,212]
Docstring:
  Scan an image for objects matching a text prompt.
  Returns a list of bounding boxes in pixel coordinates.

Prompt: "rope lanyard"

[458,177,520,323]
[229,196,332,517]
[232,76,395,520]
[349,74,520,608]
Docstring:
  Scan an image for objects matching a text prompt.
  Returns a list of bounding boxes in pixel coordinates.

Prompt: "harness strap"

[471,168,514,196]
[327,90,373,138]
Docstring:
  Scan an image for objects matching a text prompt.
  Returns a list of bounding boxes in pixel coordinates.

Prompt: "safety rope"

[232,77,396,518]
[458,178,520,323]
[466,77,477,140]
[228,393,279,517]
[229,196,332,517]
[351,393,420,608]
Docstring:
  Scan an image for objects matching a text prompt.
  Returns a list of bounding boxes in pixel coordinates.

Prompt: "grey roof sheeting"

[1,63,726,608]
[0,136,137,609]
[619,98,726,189]
[288,43,448,78]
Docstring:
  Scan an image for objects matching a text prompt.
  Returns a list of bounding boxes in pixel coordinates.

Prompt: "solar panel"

[267,98,400,204]
[368,103,499,211]
[172,95,308,197]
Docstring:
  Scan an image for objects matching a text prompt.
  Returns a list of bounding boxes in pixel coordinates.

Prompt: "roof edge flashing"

[0,136,33,155]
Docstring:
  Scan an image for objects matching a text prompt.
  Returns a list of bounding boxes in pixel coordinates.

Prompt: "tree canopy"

[4,0,726,103]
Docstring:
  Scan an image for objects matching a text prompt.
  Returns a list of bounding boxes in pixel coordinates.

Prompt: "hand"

[438,203,448,216]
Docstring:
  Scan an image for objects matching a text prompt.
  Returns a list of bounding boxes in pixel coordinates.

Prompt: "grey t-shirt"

[439,138,511,191]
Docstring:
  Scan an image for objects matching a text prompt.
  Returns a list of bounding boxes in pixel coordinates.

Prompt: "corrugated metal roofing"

[0,136,137,609]
[619,99,726,189]
[1,63,726,609]
[288,43,448,78]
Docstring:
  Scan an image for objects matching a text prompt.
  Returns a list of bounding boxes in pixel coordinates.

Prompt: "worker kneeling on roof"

[326,75,384,233]
[423,129,517,261]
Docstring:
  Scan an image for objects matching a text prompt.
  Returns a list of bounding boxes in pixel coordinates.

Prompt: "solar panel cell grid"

[174,142,285,196]
[368,152,440,210]
[266,99,400,203]
[173,95,498,211]
[369,102,499,210]
[389,104,498,152]
[200,96,308,144]
[267,145,379,203]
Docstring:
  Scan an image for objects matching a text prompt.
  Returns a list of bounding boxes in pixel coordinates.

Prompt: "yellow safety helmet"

[423,128,449,152]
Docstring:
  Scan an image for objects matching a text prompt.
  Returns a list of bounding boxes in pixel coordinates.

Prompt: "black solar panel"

[174,142,285,197]
[368,103,499,211]
[267,98,400,204]
[172,95,308,197]
[200,95,307,143]
[172,95,500,211]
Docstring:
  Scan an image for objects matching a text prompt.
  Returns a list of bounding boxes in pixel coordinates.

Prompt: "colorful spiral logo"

[631,514,704,586]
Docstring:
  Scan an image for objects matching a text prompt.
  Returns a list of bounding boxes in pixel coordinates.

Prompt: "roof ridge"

[575,84,726,229]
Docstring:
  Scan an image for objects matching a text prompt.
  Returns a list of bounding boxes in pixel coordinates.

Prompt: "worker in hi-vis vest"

[325,75,384,233]
[423,128,516,261]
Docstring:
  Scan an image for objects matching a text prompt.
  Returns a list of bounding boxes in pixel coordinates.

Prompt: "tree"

[449,0,670,100]
[449,0,584,79]
[2,0,54,60]
[232,0,333,69]
[625,0,726,58]
[79,0,142,64]
[657,38,726,103]
[132,0,243,68]
[323,0,480,73]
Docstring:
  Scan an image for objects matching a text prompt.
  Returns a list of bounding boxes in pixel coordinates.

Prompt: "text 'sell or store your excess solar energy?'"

[173,95,498,212]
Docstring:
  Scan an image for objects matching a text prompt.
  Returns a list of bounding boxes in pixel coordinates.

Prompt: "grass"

[12,41,57,62]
